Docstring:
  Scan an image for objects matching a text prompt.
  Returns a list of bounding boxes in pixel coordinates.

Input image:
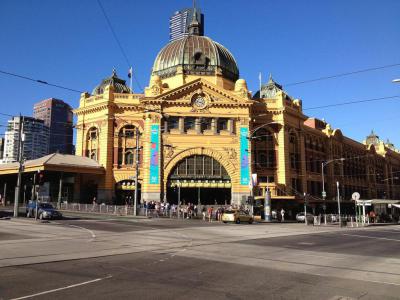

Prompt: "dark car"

[26,202,62,220]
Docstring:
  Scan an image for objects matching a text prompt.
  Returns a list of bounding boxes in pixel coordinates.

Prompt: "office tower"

[33,98,73,154]
[2,116,50,163]
[169,8,204,41]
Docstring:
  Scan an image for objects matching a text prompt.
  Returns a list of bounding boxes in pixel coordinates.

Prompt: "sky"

[0,0,399,146]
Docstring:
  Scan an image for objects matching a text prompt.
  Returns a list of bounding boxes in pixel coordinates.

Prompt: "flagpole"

[259,72,262,98]
[129,67,133,93]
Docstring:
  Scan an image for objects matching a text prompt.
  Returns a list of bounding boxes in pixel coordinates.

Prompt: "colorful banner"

[149,124,160,184]
[240,127,250,185]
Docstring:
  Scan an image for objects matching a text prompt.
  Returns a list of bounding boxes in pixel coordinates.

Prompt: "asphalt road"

[0,216,399,300]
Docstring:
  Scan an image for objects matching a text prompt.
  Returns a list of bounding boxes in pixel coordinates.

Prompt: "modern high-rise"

[1,116,50,164]
[169,7,204,41]
[33,98,73,154]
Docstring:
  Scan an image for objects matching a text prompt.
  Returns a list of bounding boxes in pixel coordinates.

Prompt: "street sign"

[352,192,360,201]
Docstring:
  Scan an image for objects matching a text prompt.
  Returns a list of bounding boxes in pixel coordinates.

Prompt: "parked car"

[296,212,314,223]
[26,201,62,220]
[222,209,253,224]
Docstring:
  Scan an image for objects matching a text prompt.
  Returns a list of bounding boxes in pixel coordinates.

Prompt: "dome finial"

[188,1,200,35]
[112,68,117,77]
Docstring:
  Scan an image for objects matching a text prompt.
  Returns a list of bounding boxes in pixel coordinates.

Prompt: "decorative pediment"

[155,79,252,108]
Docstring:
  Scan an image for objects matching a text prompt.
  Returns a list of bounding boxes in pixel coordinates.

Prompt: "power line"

[96,0,143,92]
[303,95,400,111]
[0,69,84,94]
[284,63,400,87]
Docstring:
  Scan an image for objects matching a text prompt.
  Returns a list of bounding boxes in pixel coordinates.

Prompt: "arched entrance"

[167,155,231,205]
[115,180,141,205]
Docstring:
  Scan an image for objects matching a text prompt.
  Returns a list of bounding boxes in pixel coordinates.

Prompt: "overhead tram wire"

[0,70,84,94]
[96,0,143,92]
[303,95,400,111]
[284,63,400,87]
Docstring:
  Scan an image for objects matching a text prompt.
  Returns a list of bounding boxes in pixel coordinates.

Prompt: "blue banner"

[240,127,250,185]
[149,124,160,184]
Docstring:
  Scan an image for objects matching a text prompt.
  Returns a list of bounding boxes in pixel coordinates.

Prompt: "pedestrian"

[281,208,285,222]
[202,206,207,221]
[208,206,213,222]
[92,196,97,211]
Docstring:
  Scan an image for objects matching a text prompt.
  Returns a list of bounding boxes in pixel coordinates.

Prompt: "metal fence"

[59,203,196,219]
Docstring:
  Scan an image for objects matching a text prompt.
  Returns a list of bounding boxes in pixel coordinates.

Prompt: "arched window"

[254,128,276,169]
[86,127,99,161]
[125,151,134,165]
[289,131,300,170]
[117,125,140,167]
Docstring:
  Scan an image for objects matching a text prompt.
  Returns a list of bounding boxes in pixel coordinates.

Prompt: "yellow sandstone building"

[73,11,400,213]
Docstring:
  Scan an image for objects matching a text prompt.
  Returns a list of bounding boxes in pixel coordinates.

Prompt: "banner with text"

[240,127,250,185]
[149,124,160,184]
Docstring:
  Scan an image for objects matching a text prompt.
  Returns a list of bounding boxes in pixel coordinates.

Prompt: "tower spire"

[188,1,200,35]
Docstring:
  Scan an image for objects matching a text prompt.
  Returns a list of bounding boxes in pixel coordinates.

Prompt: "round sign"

[352,192,360,201]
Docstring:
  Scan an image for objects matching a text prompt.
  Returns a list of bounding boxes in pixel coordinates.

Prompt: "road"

[0,215,399,299]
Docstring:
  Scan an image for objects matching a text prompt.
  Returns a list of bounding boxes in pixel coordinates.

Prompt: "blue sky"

[0,0,399,146]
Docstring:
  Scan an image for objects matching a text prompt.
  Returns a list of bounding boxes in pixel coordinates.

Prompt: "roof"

[0,153,104,175]
[152,35,239,82]
[92,69,131,95]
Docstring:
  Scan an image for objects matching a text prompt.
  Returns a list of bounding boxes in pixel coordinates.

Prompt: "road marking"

[10,275,112,300]
[342,233,400,242]
[69,225,96,240]
[297,242,315,245]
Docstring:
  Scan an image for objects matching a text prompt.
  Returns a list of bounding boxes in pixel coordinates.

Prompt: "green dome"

[152,35,239,82]
[92,69,131,95]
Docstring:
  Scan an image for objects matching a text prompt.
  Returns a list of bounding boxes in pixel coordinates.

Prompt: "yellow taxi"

[222,209,254,224]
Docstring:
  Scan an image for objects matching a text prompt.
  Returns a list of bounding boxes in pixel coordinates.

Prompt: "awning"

[0,153,105,175]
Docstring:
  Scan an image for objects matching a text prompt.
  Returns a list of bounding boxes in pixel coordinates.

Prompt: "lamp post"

[248,121,280,222]
[336,181,342,226]
[321,158,345,222]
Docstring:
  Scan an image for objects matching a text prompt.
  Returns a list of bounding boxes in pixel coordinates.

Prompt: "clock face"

[194,96,206,108]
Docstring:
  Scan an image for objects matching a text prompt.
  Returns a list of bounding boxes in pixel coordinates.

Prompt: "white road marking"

[69,225,96,240]
[10,275,112,300]
[342,233,400,242]
[297,242,315,245]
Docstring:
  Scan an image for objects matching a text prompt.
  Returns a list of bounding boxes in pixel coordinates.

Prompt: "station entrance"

[115,180,141,205]
[166,155,231,205]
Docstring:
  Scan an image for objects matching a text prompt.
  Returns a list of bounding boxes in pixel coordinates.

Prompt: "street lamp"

[248,121,280,222]
[321,158,345,201]
[336,181,342,225]
[321,158,345,223]
[382,177,399,182]
[248,121,280,139]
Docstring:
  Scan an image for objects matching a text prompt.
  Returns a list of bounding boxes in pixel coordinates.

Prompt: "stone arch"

[115,122,143,135]
[164,147,237,185]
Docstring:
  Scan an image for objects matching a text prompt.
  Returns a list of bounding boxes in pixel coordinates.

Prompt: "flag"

[128,67,133,78]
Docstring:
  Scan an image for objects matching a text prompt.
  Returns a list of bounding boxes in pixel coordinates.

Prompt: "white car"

[296,212,314,223]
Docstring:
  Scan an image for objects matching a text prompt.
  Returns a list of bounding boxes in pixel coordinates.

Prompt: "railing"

[59,203,202,219]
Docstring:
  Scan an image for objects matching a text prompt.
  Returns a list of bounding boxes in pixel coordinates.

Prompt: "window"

[201,118,212,132]
[184,117,196,132]
[116,125,140,167]
[217,118,228,132]
[89,128,98,140]
[167,117,179,131]
[289,132,299,170]
[125,151,134,165]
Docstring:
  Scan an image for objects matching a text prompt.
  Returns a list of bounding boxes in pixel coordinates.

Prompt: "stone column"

[195,118,201,134]
[179,117,184,134]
